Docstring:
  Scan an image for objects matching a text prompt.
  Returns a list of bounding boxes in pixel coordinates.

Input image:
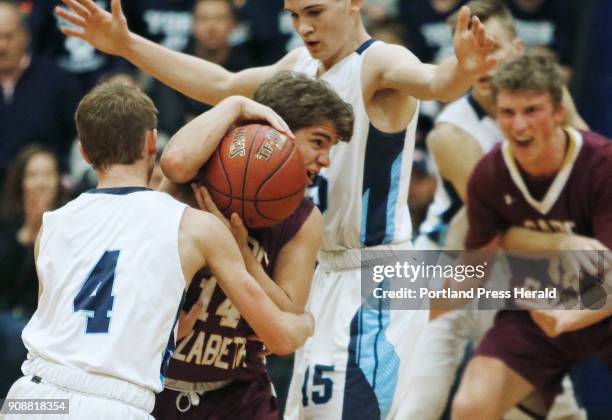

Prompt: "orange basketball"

[198,124,308,228]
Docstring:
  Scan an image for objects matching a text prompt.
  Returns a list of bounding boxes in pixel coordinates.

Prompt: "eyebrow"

[284,4,323,13]
[312,131,334,143]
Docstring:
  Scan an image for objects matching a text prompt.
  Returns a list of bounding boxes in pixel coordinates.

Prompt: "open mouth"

[513,138,534,148]
[306,170,317,184]
[305,40,320,50]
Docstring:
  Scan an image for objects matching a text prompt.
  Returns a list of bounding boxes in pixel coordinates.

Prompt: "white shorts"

[285,245,429,420]
[0,356,154,420]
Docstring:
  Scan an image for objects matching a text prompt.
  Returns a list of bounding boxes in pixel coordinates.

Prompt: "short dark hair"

[448,0,517,39]
[492,52,563,107]
[254,71,354,142]
[75,82,158,169]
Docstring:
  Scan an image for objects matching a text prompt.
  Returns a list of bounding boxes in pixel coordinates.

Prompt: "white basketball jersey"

[419,95,504,247]
[293,40,419,250]
[22,187,187,393]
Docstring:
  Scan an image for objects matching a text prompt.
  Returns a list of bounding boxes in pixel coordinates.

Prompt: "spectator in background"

[507,0,576,82]
[0,145,66,397]
[29,0,129,95]
[399,0,465,64]
[363,0,399,25]
[0,1,79,181]
[125,0,196,52]
[149,0,255,135]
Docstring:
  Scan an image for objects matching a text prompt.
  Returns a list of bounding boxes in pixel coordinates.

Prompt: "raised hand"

[233,96,295,140]
[56,0,130,56]
[453,5,499,76]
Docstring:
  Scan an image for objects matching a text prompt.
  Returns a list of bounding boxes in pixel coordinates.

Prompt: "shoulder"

[428,121,477,151]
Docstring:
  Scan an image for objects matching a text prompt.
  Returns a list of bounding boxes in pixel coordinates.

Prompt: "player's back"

[22,186,187,393]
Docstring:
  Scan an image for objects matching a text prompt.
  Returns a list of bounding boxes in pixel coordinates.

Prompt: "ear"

[553,102,566,126]
[79,143,92,165]
[145,129,158,156]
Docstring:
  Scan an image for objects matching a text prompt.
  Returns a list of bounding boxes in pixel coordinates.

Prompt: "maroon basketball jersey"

[165,199,314,386]
[465,128,612,299]
[466,128,612,250]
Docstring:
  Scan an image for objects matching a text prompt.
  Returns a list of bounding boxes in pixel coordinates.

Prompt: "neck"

[320,23,370,72]
[95,163,151,189]
[471,89,496,118]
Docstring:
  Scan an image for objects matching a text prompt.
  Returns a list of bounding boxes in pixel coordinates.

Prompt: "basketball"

[197,124,309,228]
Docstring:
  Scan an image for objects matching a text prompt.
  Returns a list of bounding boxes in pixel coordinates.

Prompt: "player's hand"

[453,5,499,76]
[227,96,295,140]
[555,235,611,278]
[192,184,248,249]
[56,0,130,56]
[530,309,612,337]
[177,301,203,340]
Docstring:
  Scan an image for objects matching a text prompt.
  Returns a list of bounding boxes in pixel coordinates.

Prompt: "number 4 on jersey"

[73,250,120,334]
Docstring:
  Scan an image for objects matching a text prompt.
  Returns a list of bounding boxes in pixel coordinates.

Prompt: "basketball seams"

[206,181,306,202]
[242,124,263,224]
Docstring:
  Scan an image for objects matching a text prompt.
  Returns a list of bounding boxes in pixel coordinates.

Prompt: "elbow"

[160,148,192,183]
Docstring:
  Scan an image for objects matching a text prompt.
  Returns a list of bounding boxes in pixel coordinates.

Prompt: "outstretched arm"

[179,208,314,354]
[161,96,292,183]
[371,6,498,102]
[56,0,299,104]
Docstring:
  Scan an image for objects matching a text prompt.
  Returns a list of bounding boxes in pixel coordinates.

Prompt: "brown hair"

[1,145,64,223]
[492,52,563,107]
[448,0,517,40]
[75,82,158,169]
[254,71,354,142]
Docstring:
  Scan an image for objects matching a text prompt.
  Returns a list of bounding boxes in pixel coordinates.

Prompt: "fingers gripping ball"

[198,124,308,228]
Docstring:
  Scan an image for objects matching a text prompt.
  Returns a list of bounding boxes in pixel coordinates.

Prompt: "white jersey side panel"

[22,188,187,392]
[418,95,504,247]
[293,41,419,250]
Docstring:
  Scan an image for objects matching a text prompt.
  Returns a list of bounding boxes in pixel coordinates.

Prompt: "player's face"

[285,0,355,66]
[496,90,565,171]
[472,18,522,97]
[0,6,28,74]
[293,120,339,184]
[192,0,234,50]
[23,153,60,206]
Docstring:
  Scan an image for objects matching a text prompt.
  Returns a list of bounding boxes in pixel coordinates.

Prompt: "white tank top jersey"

[293,40,420,251]
[418,95,504,247]
[22,187,187,393]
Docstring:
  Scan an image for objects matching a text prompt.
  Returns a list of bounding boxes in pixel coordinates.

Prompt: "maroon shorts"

[475,311,612,409]
[152,373,278,420]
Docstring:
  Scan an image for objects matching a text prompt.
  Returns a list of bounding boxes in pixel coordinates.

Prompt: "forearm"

[430,57,477,102]
[122,32,233,104]
[242,249,299,313]
[500,228,566,251]
[160,97,242,182]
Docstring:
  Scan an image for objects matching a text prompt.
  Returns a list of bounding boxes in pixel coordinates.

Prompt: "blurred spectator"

[125,0,196,52]
[367,18,406,46]
[399,0,465,63]
[0,145,66,396]
[507,0,577,80]
[363,0,399,25]
[0,0,79,182]
[237,0,292,65]
[148,0,255,135]
[29,0,129,95]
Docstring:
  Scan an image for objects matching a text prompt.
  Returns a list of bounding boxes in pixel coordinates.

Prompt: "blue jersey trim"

[361,124,406,246]
[467,94,487,120]
[356,39,376,55]
[86,186,152,195]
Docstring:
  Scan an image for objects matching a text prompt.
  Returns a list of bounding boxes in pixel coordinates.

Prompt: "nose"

[512,114,528,133]
[298,20,313,37]
[318,151,330,168]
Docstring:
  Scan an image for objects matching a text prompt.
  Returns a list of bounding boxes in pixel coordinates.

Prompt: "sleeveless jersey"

[293,40,419,250]
[22,187,187,393]
[418,95,504,247]
[165,199,314,388]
